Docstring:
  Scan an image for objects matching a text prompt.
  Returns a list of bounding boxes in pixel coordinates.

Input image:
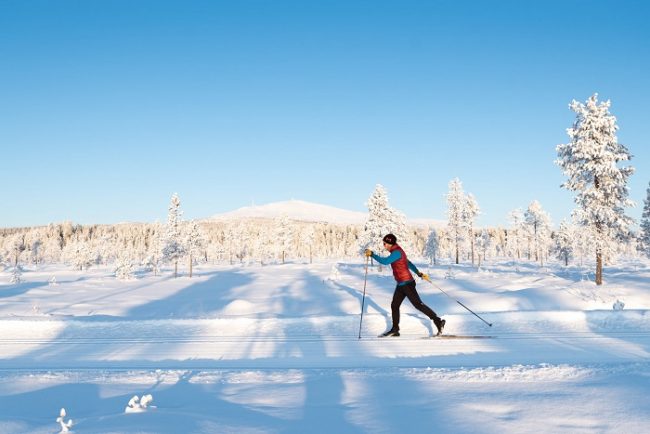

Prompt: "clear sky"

[1,0,648,228]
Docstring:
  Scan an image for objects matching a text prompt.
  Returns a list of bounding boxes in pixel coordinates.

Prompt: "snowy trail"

[2,310,650,370]
[1,330,650,344]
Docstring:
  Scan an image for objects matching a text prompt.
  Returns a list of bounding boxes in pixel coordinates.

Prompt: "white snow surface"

[1,258,650,433]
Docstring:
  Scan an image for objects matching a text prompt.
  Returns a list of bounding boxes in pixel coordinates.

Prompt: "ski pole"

[424,277,492,327]
[358,256,370,339]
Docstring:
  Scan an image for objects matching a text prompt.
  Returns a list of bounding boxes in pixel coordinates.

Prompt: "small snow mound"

[222,299,256,315]
[328,264,340,281]
[125,394,156,413]
[56,407,73,432]
[444,266,456,279]
[613,299,625,311]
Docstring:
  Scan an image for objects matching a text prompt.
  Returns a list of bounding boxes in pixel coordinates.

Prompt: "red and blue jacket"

[370,244,421,286]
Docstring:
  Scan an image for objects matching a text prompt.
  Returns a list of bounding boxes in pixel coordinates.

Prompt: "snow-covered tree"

[274,214,293,264]
[572,217,593,267]
[62,240,94,270]
[184,220,206,277]
[464,193,480,265]
[142,222,163,275]
[10,265,23,284]
[507,208,525,259]
[254,225,273,265]
[162,193,186,278]
[640,182,650,258]
[8,234,25,266]
[524,200,552,266]
[555,220,575,266]
[301,225,316,264]
[475,228,491,267]
[41,236,63,264]
[556,94,635,285]
[114,251,136,280]
[226,222,248,264]
[359,184,411,255]
[446,178,468,264]
[29,238,43,265]
[424,228,440,265]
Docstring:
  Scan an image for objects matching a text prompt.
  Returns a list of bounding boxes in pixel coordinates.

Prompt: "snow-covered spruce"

[114,251,136,280]
[273,214,293,264]
[358,184,411,255]
[63,239,95,271]
[556,93,635,285]
[10,265,22,284]
[640,181,650,258]
[424,228,440,265]
[555,220,576,266]
[162,193,186,278]
[475,228,491,267]
[446,178,480,265]
[465,193,481,266]
[184,219,206,277]
[524,200,552,266]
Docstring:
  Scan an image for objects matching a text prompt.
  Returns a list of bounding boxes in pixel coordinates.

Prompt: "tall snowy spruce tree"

[556,94,635,285]
[640,182,650,257]
[475,228,491,267]
[301,225,316,264]
[359,184,410,256]
[555,220,575,266]
[464,193,480,265]
[446,178,468,265]
[524,200,552,266]
[507,208,525,259]
[424,228,439,265]
[185,220,206,277]
[162,193,186,278]
[275,214,293,264]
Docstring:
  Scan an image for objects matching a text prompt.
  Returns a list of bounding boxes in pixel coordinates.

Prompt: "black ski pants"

[390,281,438,331]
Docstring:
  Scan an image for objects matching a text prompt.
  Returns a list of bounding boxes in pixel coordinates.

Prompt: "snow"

[209,199,444,228]
[210,199,368,225]
[1,258,650,432]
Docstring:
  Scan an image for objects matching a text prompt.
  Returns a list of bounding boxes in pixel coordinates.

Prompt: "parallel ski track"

[1,330,650,344]
[1,332,649,371]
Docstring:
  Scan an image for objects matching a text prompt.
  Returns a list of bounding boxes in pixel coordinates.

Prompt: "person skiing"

[365,233,445,337]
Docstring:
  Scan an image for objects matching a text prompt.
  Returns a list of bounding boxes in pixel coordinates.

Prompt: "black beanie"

[383,234,397,245]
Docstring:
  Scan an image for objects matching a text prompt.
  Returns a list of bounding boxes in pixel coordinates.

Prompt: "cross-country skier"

[365,233,445,337]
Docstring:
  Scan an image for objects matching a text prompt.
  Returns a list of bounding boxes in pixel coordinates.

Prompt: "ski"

[422,335,495,339]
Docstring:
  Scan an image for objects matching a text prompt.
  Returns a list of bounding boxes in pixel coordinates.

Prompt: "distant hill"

[209,199,444,228]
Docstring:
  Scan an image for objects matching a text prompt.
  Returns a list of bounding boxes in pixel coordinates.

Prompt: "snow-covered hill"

[210,199,366,224]
[209,199,444,227]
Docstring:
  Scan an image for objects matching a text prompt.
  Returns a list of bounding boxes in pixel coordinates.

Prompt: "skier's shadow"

[328,280,387,316]
[327,280,391,332]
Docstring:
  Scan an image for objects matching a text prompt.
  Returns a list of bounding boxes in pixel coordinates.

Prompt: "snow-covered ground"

[1,258,649,433]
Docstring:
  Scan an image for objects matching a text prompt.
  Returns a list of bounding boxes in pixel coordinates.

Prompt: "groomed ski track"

[1,312,649,371]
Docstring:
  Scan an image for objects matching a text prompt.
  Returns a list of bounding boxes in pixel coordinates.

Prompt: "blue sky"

[1,0,648,228]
